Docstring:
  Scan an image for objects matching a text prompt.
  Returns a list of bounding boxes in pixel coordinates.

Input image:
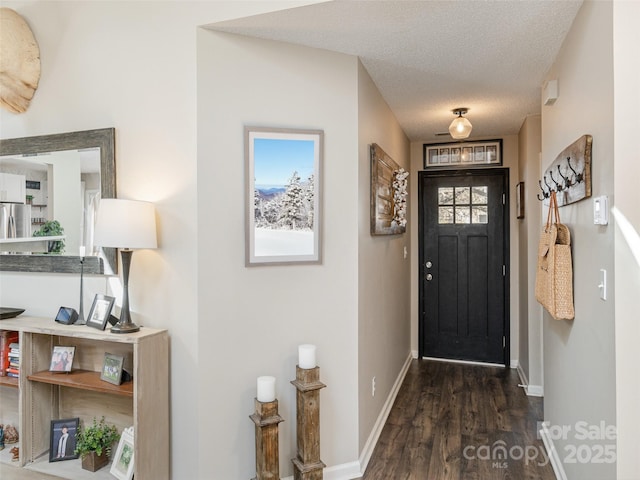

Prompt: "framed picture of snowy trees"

[245,127,323,266]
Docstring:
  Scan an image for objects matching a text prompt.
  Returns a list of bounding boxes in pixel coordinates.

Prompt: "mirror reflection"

[0,128,116,274]
[1,148,101,255]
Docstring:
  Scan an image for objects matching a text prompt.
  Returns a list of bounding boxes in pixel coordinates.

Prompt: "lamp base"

[110,321,140,334]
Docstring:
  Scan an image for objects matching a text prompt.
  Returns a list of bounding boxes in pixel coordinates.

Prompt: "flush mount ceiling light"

[449,108,473,139]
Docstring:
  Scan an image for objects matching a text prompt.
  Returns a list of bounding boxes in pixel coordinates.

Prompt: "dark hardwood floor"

[362,359,556,480]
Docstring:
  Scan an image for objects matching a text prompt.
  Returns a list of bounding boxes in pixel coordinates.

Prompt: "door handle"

[426,273,433,281]
[425,261,432,269]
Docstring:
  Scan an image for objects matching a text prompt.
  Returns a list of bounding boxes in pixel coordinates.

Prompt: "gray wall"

[517,115,544,393]
[541,2,616,479]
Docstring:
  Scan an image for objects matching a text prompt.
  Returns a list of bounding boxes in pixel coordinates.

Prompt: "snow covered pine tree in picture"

[245,127,323,266]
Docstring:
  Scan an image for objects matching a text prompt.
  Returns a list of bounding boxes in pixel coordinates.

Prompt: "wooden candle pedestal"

[291,366,326,480]
[250,398,284,480]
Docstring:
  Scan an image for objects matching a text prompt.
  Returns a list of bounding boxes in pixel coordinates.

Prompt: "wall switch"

[372,377,376,397]
[598,269,607,301]
[403,246,408,259]
[593,196,609,225]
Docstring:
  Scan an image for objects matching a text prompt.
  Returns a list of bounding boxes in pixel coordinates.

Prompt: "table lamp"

[94,199,157,333]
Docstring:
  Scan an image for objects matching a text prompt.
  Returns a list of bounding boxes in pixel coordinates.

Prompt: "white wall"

[409,136,520,365]
[197,31,360,478]
[541,2,616,479]
[0,2,325,479]
[356,61,411,456]
[613,2,640,478]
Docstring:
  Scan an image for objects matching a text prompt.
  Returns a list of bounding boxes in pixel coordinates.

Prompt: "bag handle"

[545,191,562,230]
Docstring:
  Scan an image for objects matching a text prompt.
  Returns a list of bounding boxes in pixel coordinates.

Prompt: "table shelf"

[27,369,133,397]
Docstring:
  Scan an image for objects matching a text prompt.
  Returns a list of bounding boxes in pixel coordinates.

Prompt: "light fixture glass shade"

[94,199,157,250]
[449,115,473,139]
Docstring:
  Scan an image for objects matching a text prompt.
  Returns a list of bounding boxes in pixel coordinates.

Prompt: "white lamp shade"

[94,199,157,249]
[449,116,473,139]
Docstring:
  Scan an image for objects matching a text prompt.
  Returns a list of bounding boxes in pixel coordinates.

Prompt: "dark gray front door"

[419,169,509,364]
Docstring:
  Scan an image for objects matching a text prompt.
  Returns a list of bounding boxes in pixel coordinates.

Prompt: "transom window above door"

[438,186,488,224]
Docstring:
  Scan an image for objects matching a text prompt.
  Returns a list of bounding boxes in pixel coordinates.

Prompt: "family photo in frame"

[49,346,75,373]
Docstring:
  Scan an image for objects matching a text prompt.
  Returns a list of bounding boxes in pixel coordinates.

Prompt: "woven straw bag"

[534,191,575,320]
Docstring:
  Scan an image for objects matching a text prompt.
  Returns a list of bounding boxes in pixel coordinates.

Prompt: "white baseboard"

[516,363,544,397]
[282,461,361,480]
[358,351,413,474]
[511,359,519,369]
[411,349,418,359]
[540,422,565,480]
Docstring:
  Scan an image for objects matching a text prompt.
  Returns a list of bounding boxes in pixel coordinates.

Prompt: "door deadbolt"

[425,261,432,268]
[426,273,433,281]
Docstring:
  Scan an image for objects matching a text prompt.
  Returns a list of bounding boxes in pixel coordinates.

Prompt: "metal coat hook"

[557,164,572,190]
[550,170,563,192]
[567,156,584,184]
[537,179,550,201]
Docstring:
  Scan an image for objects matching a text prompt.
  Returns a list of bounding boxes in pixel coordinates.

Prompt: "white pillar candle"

[298,344,317,369]
[79,246,86,257]
[256,376,276,403]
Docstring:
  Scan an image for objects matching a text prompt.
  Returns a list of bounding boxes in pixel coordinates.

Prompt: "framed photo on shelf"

[110,426,135,480]
[516,182,525,219]
[245,126,323,266]
[86,294,116,330]
[49,418,79,462]
[101,352,125,385]
[49,345,75,373]
[423,139,502,169]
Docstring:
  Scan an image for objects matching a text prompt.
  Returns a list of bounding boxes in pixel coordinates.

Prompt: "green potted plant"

[32,220,65,253]
[74,417,120,472]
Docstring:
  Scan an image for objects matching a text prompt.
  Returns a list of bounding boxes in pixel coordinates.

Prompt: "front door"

[418,168,509,364]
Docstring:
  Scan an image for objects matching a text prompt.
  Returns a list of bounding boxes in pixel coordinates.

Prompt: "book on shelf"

[0,331,19,377]
[6,372,19,378]
[6,367,20,376]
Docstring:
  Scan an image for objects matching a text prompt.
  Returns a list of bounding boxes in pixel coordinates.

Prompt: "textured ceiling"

[211,0,583,142]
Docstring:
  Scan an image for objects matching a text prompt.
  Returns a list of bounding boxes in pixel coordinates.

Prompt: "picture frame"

[423,139,502,169]
[245,126,323,266]
[370,143,408,235]
[516,181,525,219]
[100,352,125,385]
[110,426,135,480]
[49,418,79,462]
[49,345,75,373]
[86,294,116,330]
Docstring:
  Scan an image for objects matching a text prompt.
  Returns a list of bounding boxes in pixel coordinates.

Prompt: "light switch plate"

[593,196,609,225]
[599,269,607,301]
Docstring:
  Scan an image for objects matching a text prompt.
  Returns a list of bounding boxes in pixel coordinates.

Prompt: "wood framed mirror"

[0,128,117,274]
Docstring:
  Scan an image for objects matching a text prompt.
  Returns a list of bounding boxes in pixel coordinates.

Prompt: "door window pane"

[438,187,454,205]
[472,186,488,204]
[455,207,470,224]
[472,206,488,224]
[455,187,470,205]
[439,206,454,224]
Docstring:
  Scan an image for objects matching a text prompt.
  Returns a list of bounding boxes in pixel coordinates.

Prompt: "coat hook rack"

[536,135,592,206]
